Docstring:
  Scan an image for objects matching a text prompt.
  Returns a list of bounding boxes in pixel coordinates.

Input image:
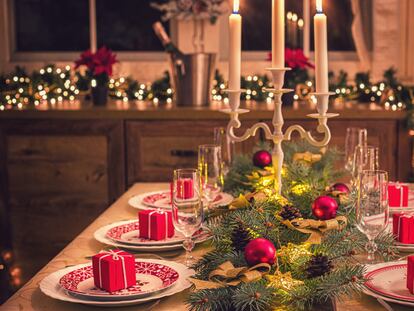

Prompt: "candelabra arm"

[283,122,331,147]
[227,112,273,143]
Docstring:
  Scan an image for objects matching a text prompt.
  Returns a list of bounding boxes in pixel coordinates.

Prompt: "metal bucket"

[169,53,216,107]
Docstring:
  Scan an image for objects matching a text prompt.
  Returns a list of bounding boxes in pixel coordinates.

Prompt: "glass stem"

[183,237,195,266]
[365,239,378,262]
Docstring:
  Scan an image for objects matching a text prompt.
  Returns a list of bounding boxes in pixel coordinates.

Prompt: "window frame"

[4,0,358,63]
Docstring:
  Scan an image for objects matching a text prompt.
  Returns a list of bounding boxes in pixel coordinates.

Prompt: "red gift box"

[92,250,136,292]
[393,213,414,244]
[138,210,174,240]
[388,183,409,207]
[407,256,414,294]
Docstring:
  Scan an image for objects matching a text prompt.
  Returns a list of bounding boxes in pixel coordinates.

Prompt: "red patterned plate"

[364,263,414,302]
[105,220,209,246]
[133,190,233,210]
[59,260,179,301]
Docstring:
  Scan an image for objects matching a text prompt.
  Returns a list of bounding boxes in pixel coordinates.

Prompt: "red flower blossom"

[267,48,314,69]
[74,46,118,77]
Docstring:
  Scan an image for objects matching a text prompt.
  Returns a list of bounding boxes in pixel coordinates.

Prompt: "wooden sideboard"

[0,100,411,284]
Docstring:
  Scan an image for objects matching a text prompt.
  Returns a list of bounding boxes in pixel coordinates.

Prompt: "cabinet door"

[126,120,259,184]
[0,120,125,283]
[282,119,398,179]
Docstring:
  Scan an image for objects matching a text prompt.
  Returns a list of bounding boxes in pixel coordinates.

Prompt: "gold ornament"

[293,151,322,164]
[266,270,304,292]
[277,243,312,264]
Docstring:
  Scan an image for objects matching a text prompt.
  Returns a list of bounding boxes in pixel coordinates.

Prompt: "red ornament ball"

[253,150,272,168]
[312,195,339,220]
[331,183,350,194]
[244,238,276,266]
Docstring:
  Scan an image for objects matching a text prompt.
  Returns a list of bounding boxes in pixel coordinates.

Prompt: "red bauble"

[244,238,276,266]
[253,150,272,168]
[312,195,338,220]
[331,183,350,194]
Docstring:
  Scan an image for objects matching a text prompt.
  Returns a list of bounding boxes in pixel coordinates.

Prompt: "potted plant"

[75,47,117,106]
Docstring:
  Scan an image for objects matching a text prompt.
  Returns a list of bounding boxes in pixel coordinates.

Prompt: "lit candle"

[298,18,304,49]
[272,0,285,68]
[229,0,242,90]
[314,0,328,92]
[89,0,97,53]
[291,13,298,49]
[303,0,310,57]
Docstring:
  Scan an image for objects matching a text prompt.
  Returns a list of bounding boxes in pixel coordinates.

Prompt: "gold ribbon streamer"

[281,216,348,244]
[293,151,322,164]
[189,261,271,290]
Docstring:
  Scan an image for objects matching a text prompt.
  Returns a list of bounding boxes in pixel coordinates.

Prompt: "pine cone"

[231,224,251,252]
[279,205,302,221]
[305,254,333,278]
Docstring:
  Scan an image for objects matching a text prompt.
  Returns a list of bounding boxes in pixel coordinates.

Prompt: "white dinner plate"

[40,259,194,307]
[59,260,179,301]
[105,219,210,246]
[364,261,414,305]
[94,221,212,252]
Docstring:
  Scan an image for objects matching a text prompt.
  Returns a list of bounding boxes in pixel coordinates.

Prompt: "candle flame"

[316,0,323,13]
[298,19,304,28]
[233,0,239,13]
[292,13,298,22]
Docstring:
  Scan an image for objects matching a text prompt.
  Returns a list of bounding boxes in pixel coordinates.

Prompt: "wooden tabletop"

[1,183,412,311]
[0,100,406,120]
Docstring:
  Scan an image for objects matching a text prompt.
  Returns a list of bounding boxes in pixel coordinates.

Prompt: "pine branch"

[232,281,275,311]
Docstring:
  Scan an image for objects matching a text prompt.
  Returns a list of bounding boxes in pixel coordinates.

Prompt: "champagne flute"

[356,170,389,262]
[345,127,367,172]
[214,127,235,174]
[172,169,203,267]
[198,144,224,208]
[352,145,379,186]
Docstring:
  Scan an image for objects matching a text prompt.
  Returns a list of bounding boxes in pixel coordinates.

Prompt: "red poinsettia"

[267,48,314,70]
[75,46,118,78]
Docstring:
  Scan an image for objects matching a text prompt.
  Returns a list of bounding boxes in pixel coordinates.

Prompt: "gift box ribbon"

[395,182,404,207]
[148,210,169,239]
[98,250,128,289]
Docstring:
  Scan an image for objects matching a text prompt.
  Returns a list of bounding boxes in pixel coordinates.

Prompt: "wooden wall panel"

[0,120,125,283]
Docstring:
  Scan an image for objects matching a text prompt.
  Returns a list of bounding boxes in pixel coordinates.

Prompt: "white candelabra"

[222,67,337,194]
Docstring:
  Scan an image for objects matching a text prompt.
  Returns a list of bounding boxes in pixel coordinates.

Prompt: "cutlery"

[377,297,394,311]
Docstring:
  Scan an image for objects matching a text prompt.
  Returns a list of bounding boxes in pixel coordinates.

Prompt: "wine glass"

[214,127,235,174]
[172,169,203,266]
[356,170,389,262]
[345,127,367,172]
[198,144,224,207]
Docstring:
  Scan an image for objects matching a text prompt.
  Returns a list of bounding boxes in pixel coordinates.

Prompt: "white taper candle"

[314,0,328,92]
[229,0,242,90]
[272,0,285,68]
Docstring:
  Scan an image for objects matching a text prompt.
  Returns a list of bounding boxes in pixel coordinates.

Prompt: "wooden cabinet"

[126,120,258,185]
[0,120,125,282]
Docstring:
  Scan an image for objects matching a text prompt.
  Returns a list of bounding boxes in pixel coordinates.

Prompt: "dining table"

[1,183,412,311]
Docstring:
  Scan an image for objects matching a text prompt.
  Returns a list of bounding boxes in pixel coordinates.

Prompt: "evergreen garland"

[188,140,397,311]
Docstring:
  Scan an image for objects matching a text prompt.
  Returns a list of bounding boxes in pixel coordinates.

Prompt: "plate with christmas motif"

[364,261,414,303]
[94,221,212,251]
[105,219,210,246]
[129,190,233,210]
[59,259,179,301]
[40,259,194,307]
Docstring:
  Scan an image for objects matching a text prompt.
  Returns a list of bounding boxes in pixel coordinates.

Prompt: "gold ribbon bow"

[281,216,347,244]
[293,151,322,164]
[189,261,271,290]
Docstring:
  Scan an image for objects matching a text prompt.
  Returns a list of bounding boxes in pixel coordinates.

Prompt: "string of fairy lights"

[0,65,412,113]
